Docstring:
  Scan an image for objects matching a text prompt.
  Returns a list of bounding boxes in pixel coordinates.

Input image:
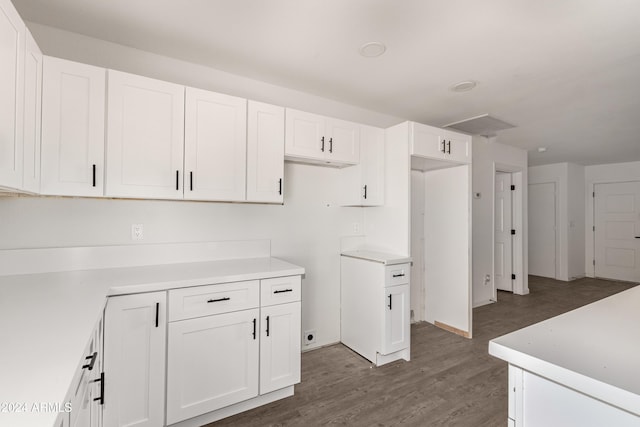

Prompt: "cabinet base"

[168,386,294,427]
[376,348,410,367]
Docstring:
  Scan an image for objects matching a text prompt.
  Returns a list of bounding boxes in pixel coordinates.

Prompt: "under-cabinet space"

[41,57,106,196]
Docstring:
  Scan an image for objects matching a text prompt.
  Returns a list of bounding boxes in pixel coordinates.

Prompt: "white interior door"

[495,172,513,291]
[528,182,557,278]
[410,170,425,322]
[594,181,640,282]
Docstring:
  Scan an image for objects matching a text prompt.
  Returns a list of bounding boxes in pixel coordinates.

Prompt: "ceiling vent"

[444,114,515,138]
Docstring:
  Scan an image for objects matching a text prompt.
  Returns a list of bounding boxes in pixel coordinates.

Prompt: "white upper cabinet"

[409,122,470,165]
[285,108,360,166]
[41,57,106,196]
[22,30,42,194]
[246,101,285,203]
[106,70,185,199]
[0,0,25,190]
[184,87,247,201]
[340,124,384,206]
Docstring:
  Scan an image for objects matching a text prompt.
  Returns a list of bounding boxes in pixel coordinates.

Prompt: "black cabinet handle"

[252,318,257,340]
[321,136,325,152]
[175,170,179,190]
[266,315,270,337]
[441,139,446,153]
[635,236,640,239]
[273,288,293,294]
[155,302,159,328]
[207,297,230,303]
[388,294,392,310]
[447,140,451,154]
[190,171,193,191]
[363,185,367,200]
[82,352,98,370]
[329,137,333,153]
[92,164,96,187]
[392,273,405,278]
[93,372,104,405]
[278,178,282,195]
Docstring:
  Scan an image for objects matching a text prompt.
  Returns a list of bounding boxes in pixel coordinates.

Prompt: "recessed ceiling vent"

[444,114,515,138]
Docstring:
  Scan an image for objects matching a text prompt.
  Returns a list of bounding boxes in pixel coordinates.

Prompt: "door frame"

[494,171,514,292]
[493,163,528,299]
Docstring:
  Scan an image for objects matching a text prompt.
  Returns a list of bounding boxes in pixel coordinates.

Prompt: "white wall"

[585,160,640,277]
[567,163,585,279]
[472,136,528,307]
[5,23,406,350]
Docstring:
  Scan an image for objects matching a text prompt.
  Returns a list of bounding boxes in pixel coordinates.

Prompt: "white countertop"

[340,250,412,265]
[489,285,640,416]
[0,257,304,427]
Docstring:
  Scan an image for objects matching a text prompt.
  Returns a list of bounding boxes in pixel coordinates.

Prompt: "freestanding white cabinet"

[22,30,42,194]
[106,70,185,199]
[340,124,384,206]
[285,108,360,166]
[184,87,247,201]
[0,0,25,190]
[41,57,106,196]
[246,100,285,203]
[341,252,411,366]
[103,292,166,427]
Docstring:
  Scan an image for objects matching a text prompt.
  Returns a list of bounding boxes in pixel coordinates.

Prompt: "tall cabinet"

[22,30,42,193]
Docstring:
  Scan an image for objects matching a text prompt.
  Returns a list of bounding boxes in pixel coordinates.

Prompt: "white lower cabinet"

[166,308,260,424]
[103,291,166,427]
[341,255,411,366]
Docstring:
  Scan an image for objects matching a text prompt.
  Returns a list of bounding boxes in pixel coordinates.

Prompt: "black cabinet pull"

[321,136,325,152]
[273,288,293,294]
[363,185,368,200]
[266,315,270,337]
[190,171,193,191]
[155,302,159,328]
[93,372,104,405]
[388,294,392,310]
[92,164,96,187]
[441,139,446,153]
[329,137,333,153]
[175,170,179,190]
[635,236,640,239]
[447,140,451,154]
[252,318,257,340]
[82,352,98,370]
[207,297,230,303]
[278,178,282,195]
[392,273,405,278]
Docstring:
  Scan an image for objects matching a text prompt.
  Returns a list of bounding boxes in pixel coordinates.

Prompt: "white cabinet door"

[106,70,184,199]
[103,292,166,427]
[409,122,445,160]
[260,302,301,394]
[340,125,384,206]
[382,284,410,355]
[326,118,359,164]
[284,108,324,159]
[442,130,471,164]
[184,87,246,201]
[166,309,259,425]
[0,0,25,189]
[247,101,284,203]
[22,30,42,194]
[41,57,105,196]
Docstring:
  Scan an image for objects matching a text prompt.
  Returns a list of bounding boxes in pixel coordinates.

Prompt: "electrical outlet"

[303,329,316,345]
[353,222,360,234]
[131,224,144,240]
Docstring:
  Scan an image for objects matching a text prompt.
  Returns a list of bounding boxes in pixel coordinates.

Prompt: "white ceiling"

[13,0,640,166]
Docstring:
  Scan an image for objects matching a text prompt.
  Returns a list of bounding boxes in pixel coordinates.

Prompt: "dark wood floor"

[208,276,637,427]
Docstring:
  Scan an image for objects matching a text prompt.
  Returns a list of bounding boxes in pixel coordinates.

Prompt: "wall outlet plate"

[303,329,316,345]
[131,224,144,240]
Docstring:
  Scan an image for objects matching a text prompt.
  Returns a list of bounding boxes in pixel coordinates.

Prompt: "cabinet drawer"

[385,264,410,286]
[261,276,301,306]
[169,280,259,321]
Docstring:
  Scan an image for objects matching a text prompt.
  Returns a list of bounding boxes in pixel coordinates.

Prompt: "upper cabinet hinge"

[593,225,595,231]
[593,259,596,266]
[510,185,515,191]
[593,191,595,198]
[511,229,516,235]
[511,274,516,280]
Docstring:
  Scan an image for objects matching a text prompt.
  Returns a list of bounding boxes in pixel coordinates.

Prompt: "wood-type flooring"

[207,276,637,427]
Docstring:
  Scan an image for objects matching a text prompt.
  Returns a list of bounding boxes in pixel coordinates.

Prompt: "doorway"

[594,181,640,282]
[528,182,557,278]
